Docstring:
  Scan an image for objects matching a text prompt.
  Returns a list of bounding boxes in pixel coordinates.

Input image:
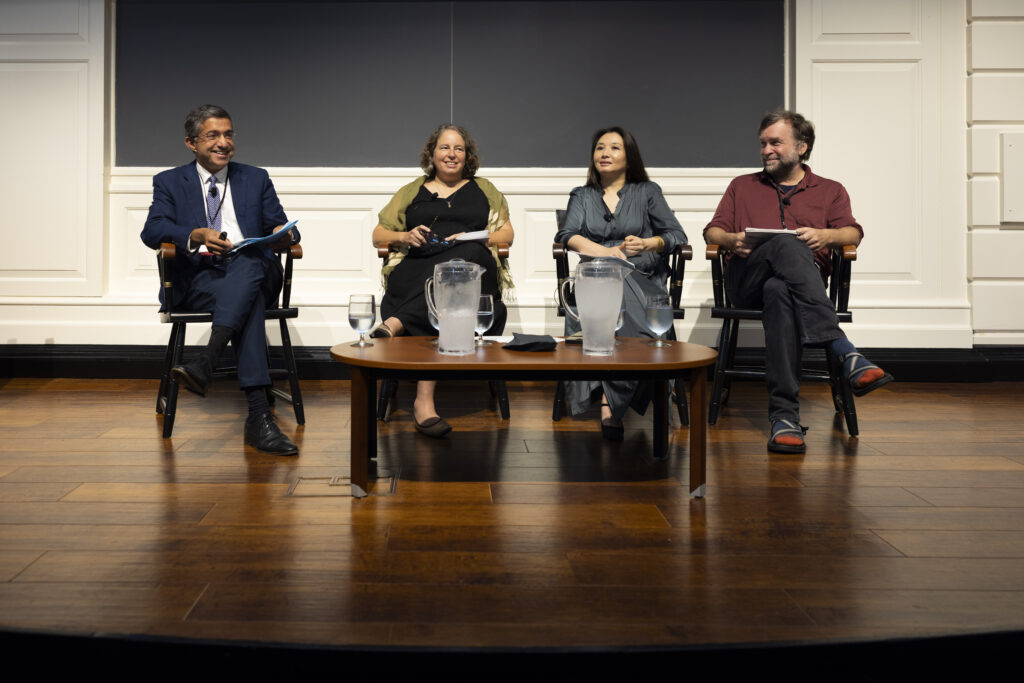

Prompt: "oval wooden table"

[330,337,718,498]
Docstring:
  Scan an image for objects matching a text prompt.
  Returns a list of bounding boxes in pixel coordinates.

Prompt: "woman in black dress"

[370,124,515,436]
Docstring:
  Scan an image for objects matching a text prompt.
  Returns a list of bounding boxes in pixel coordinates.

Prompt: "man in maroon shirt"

[704,110,892,453]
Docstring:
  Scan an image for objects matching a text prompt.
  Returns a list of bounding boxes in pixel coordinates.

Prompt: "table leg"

[652,378,669,460]
[688,366,708,498]
[350,366,376,498]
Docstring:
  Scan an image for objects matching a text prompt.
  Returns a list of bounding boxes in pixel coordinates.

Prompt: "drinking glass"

[348,294,376,347]
[645,294,673,347]
[475,294,494,346]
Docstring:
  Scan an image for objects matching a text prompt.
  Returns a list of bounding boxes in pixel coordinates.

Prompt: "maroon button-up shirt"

[704,165,862,276]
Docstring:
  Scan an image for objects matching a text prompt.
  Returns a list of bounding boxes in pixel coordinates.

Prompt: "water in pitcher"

[575,276,621,355]
[438,310,476,355]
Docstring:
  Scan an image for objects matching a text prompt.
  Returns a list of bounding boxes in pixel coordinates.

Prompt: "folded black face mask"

[502,333,557,352]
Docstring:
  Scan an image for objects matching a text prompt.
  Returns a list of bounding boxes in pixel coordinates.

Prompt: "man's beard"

[765,156,800,182]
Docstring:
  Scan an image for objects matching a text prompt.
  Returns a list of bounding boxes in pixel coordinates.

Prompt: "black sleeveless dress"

[380,179,507,336]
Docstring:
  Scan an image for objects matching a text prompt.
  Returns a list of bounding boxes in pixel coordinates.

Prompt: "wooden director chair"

[551,209,694,425]
[705,242,859,435]
[374,241,512,422]
[154,243,305,438]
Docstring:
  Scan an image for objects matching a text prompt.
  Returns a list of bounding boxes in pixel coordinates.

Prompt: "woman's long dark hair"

[585,126,649,189]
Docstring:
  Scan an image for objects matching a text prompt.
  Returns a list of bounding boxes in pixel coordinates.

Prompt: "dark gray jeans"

[725,236,845,423]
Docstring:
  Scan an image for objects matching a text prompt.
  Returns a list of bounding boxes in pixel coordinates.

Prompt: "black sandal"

[768,419,806,454]
[842,352,894,397]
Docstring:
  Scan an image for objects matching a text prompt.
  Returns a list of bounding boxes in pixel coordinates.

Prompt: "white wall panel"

[971,0,1024,19]
[795,0,970,347]
[970,176,1003,226]
[969,2,1024,343]
[972,230,1024,277]
[972,282,1024,330]
[0,0,84,43]
[811,61,921,282]
[0,0,104,297]
[970,127,1002,173]
[970,21,1024,69]
[1003,133,1024,222]
[0,63,88,284]
[520,207,566,289]
[971,73,1024,121]
[816,0,919,41]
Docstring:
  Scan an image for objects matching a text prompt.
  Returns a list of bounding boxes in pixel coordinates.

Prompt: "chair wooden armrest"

[274,242,303,259]
[842,244,857,261]
[705,244,720,260]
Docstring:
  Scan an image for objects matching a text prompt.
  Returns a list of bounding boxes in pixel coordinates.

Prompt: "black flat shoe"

[244,412,298,456]
[172,357,212,396]
[415,416,452,438]
[600,402,623,441]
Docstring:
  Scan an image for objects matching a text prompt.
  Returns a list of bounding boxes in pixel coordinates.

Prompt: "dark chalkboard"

[116,1,783,168]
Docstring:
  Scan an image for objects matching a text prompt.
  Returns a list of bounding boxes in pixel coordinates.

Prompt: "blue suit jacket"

[140,161,296,309]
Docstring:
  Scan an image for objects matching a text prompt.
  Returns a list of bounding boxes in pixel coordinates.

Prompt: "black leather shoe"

[172,357,212,396]
[244,412,299,456]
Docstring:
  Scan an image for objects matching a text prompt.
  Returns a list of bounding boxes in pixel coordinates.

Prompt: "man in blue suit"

[141,105,299,455]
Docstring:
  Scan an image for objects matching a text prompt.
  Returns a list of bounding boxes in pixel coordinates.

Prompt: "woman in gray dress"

[554,126,688,439]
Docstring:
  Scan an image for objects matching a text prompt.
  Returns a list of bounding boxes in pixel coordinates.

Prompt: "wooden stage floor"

[1,376,1023,661]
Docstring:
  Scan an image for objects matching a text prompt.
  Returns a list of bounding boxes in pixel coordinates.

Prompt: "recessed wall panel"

[816,0,918,41]
[0,0,83,41]
[0,62,90,291]
[812,61,920,279]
